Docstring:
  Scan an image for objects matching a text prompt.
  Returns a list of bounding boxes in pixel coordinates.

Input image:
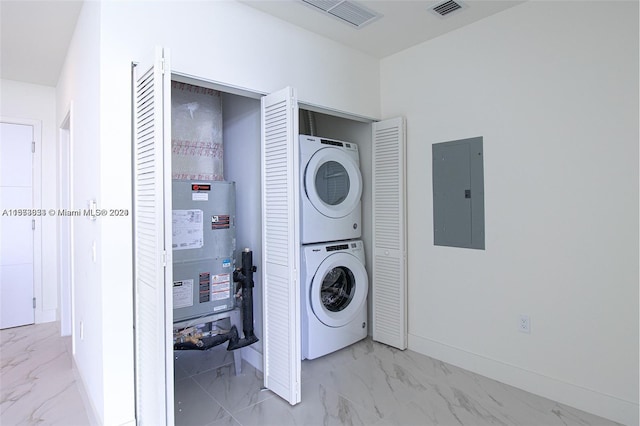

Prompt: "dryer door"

[304,147,362,218]
[310,252,368,328]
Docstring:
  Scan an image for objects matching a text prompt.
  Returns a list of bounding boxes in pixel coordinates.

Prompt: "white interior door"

[261,87,301,405]
[133,47,174,425]
[0,122,35,329]
[372,117,407,350]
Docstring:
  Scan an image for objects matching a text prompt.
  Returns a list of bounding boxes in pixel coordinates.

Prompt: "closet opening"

[163,74,380,423]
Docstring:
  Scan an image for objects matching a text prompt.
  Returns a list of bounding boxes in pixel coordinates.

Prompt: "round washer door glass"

[321,266,355,312]
[310,252,368,328]
[315,161,350,206]
[305,147,362,218]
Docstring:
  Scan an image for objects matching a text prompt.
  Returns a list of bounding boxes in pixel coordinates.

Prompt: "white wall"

[222,92,264,368]
[380,2,639,425]
[0,79,58,324]
[55,2,107,424]
[101,0,380,120]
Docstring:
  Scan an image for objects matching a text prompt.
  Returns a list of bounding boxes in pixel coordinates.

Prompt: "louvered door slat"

[261,87,301,405]
[133,47,173,425]
[372,117,407,350]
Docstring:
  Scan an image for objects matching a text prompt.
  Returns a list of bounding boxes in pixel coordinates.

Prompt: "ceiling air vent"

[430,0,465,17]
[301,0,381,28]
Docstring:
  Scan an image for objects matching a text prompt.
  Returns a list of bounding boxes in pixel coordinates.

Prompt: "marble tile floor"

[0,322,621,426]
[1,322,91,426]
[175,338,621,426]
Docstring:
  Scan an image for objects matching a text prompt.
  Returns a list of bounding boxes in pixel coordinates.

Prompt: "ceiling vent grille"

[301,0,381,28]
[430,0,465,17]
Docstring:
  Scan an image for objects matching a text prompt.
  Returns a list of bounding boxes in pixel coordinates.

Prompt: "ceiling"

[1,0,84,87]
[240,0,525,58]
[0,0,523,88]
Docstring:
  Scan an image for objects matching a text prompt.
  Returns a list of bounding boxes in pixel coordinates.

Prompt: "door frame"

[58,107,74,339]
[0,116,42,326]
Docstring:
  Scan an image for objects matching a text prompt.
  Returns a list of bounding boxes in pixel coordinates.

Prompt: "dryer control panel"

[319,138,358,152]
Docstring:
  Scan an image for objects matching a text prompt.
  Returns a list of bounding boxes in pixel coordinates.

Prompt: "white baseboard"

[408,333,638,426]
[241,344,263,372]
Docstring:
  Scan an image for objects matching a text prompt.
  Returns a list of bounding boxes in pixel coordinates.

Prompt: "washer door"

[304,147,362,218]
[310,252,368,328]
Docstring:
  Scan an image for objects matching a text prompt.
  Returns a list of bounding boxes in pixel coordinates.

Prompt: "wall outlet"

[518,314,531,334]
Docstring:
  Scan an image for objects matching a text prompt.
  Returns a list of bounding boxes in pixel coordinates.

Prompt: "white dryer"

[299,135,362,244]
[301,240,368,360]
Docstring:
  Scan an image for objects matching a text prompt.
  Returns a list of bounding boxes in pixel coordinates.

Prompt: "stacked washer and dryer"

[299,135,369,360]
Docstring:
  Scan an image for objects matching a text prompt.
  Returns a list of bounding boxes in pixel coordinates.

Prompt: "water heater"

[172,180,236,322]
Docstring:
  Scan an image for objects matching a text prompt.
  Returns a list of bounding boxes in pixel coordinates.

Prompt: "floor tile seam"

[190,374,235,422]
[192,364,277,416]
[202,379,276,426]
[174,374,194,384]
[183,360,235,380]
[205,413,239,426]
[184,377,237,426]
[238,386,279,412]
[216,395,260,426]
[212,407,248,426]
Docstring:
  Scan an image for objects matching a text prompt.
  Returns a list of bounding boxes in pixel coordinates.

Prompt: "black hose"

[228,249,259,351]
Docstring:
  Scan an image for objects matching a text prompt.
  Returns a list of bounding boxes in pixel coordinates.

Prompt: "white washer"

[300,135,362,244]
[301,240,368,360]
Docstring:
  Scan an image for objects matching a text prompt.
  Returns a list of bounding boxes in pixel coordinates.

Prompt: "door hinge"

[162,250,167,267]
[160,58,165,75]
[32,219,35,230]
[32,141,35,153]
[33,297,36,309]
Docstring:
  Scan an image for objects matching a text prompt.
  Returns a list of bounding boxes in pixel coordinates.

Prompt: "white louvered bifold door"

[133,47,174,425]
[372,117,407,350]
[261,87,301,405]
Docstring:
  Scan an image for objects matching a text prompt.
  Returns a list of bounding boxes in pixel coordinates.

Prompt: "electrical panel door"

[432,137,484,250]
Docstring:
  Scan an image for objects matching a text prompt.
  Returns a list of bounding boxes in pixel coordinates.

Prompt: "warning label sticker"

[211,273,231,301]
[211,215,230,230]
